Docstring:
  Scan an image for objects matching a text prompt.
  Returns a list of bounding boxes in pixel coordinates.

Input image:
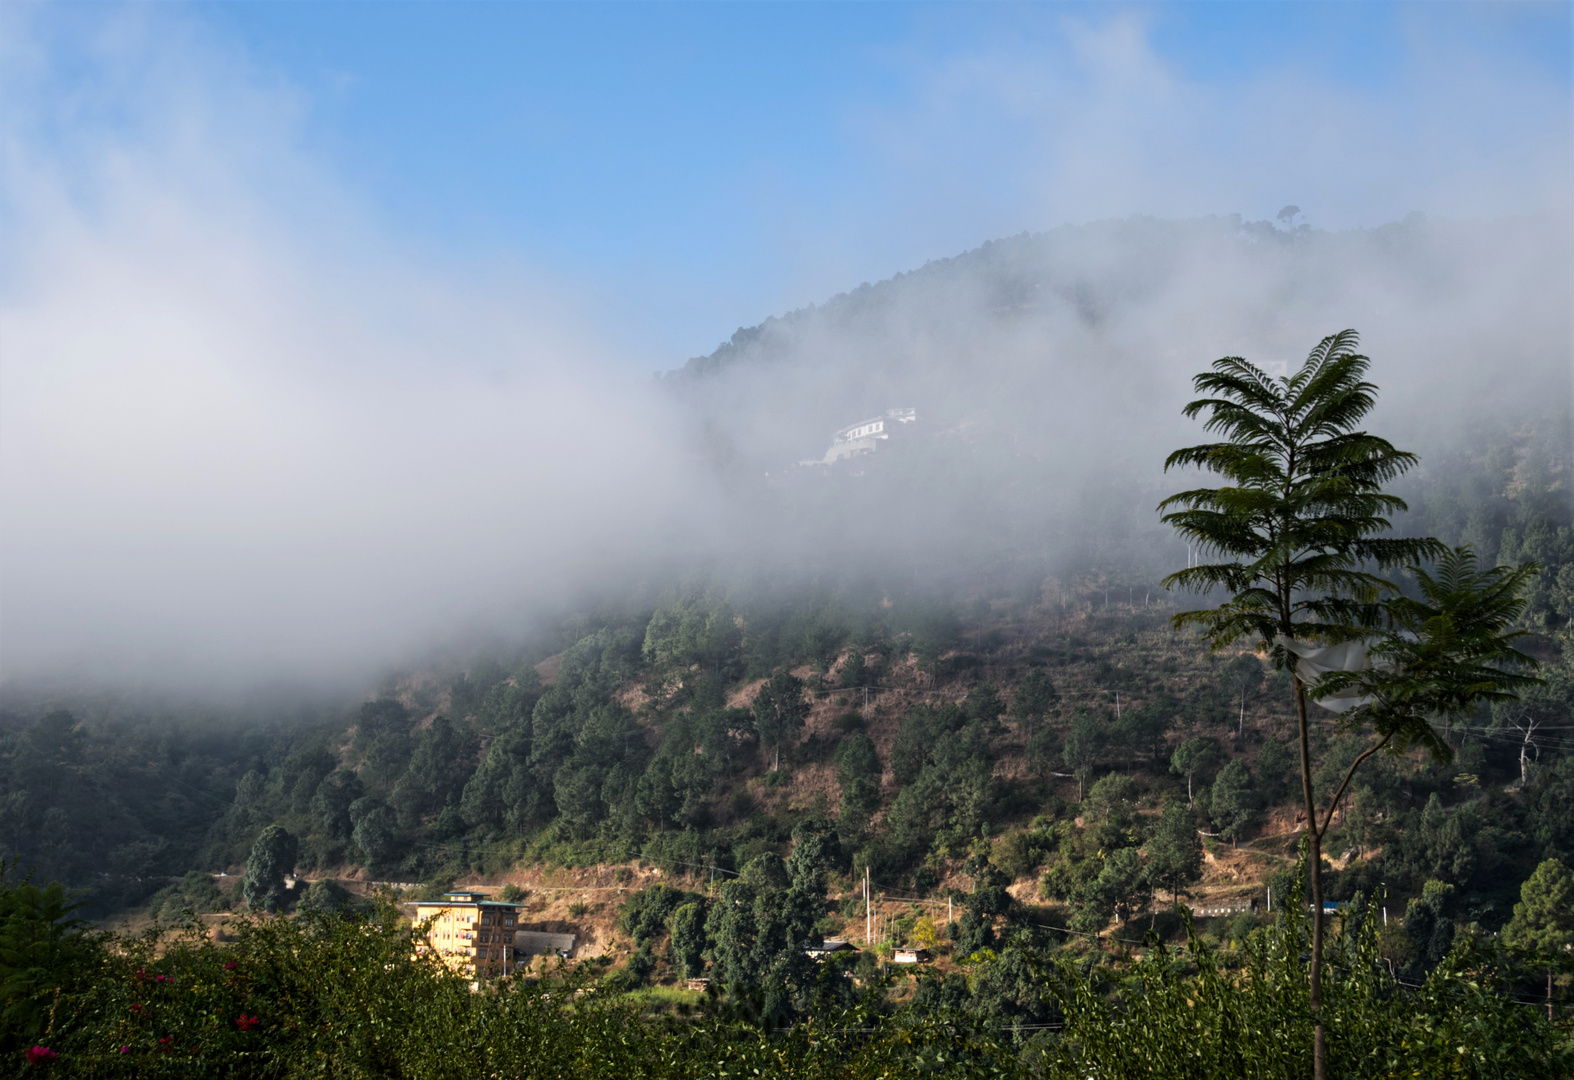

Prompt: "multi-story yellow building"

[408,890,523,979]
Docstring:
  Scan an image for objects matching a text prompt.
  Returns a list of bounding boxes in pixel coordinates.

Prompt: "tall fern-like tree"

[1158,330,1440,1080]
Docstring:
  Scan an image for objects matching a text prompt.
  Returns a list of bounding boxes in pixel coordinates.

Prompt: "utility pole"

[865,866,871,945]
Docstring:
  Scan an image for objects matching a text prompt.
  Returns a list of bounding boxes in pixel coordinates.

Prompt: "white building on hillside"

[801,408,916,466]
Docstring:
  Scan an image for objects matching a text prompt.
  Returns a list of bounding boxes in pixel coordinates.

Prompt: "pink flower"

[236,1014,261,1031]
[129,1003,143,1014]
[119,1047,130,1054]
[24,1046,57,1065]
[223,961,237,971]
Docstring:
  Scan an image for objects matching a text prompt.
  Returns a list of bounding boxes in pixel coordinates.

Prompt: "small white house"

[806,939,858,959]
[801,408,918,467]
[514,930,577,958]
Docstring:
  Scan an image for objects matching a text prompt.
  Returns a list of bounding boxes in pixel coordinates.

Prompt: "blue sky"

[6,2,1571,362]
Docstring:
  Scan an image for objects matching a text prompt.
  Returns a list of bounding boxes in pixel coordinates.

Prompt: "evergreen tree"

[785,817,838,896]
[349,798,397,866]
[838,650,866,689]
[1210,759,1258,847]
[1170,737,1223,804]
[1084,773,1137,825]
[242,825,298,912]
[669,900,708,979]
[459,722,536,830]
[297,879,352,915]
[1503,858,1574,954]
[1146,800,1203,905]
[1011,668,1060,736]
[311,770,364,845]
[953,849,1013,956]
[752,671,808,771]
[963,683,1005,731]
[0,867,99,1044]
[833,733,881,832]
[391,715,473,827]
[1256,735,1297,805]
[1402,879,1456,975]
[1087,846,1146,926]
[1062,709,1105,801]
[1502,859,1574,1020]
[703,848,824,1020]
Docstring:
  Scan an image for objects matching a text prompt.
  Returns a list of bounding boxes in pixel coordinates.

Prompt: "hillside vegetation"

[3,215,1571,1072]
[5,407,1569,927]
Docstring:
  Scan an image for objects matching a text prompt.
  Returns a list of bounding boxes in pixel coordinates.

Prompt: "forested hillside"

[3,217,1570,1065]
[3,410,1569,951]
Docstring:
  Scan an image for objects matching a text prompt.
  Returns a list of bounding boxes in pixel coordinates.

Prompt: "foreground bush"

[3,882,1569,1078]
[1038,898,1568,1079]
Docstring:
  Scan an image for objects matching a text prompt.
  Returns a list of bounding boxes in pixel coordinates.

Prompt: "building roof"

[405,892,523,910]
[806,939,857,954]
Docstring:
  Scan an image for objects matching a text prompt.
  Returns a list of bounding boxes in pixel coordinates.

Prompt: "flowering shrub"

[3,883,1569,1079]
[23,1045,57,1066]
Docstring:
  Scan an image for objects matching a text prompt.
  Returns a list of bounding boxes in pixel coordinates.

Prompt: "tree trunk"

[1295,674,1327,1080]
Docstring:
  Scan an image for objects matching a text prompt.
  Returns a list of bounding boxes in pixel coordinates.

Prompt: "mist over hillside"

[7,7,1574,1069]
[2,204,1568,692]
[662,211,1570,591]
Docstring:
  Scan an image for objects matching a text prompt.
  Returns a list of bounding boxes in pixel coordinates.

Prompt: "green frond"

[1159,330,1440,686]
[1307,546,1545,762]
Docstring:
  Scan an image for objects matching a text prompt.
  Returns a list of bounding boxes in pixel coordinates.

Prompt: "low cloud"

[1,5,1567,693]
[0,6,705,688]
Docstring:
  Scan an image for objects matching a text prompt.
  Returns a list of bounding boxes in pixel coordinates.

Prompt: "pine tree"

[1011,669,1060,736]
[752,671,808,771]
[1146,800,1202,905]
[669,901,709,979]
[1502,859,1574,1019]
[1210,759,1258,847]
[242,825,298,912]
[1170,737,1222,805]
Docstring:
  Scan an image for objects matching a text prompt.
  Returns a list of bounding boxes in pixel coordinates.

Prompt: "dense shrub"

[7,868,1568,1078]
